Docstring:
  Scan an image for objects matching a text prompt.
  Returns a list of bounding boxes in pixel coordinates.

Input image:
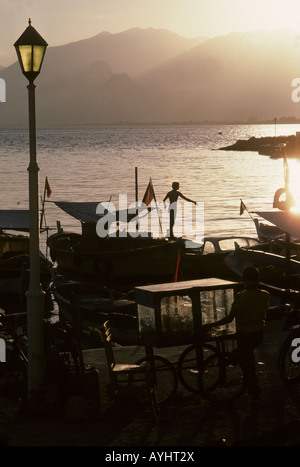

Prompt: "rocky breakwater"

[219,135,296,157]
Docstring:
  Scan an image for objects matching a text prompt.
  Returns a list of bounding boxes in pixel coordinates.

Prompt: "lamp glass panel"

[18,45,32,72]
[32,45,46,72]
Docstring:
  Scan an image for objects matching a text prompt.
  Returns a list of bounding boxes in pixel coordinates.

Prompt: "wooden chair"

[102,320,159,421]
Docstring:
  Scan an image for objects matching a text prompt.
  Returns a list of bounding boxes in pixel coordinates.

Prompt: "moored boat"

[225,248,300,289]
[48,201,183,289]
[48,230,183,287]
[181,235,278,281]
[253,217,286,242]
[0,211,52,303]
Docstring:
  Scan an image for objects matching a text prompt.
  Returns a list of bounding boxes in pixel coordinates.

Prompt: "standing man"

[202,267,270,402]
[163,182,196,239]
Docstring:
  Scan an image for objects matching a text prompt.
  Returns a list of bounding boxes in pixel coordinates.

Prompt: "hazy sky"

[2,0,300,66]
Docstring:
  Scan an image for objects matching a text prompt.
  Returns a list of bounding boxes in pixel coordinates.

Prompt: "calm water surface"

[1,123,300,249]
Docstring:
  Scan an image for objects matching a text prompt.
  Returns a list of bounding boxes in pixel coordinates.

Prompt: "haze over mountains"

[1,27,300,125]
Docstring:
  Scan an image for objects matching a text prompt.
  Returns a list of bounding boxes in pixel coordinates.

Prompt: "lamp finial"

[28,18,31,26]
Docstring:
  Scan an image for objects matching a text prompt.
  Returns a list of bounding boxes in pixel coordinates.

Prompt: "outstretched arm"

[178,192,196,204]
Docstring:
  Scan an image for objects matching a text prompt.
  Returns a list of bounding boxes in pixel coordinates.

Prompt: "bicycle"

[0,313,28,400]
[0,313,85,405]
[178,333,245,402]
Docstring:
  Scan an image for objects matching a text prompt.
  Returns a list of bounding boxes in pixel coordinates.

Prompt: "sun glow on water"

[287,159,300,212]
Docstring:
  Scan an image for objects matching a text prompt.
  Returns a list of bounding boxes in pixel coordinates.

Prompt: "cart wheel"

[177,343,217,394]
[201,352,245,402]
[134,355,178,404]
[279,329,300,384]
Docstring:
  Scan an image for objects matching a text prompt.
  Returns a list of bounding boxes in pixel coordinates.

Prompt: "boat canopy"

[255,211,300,240]
[0,210,30,231]
[54,201,141,224]
[54,201,104,224]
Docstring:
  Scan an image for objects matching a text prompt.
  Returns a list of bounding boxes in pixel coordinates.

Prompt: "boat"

[48,201,184,289]
[224,248,300,290]
[253,217,286,242]
[181,235,277,281]
[0,211,52,301]
[51,273,139,345]
[0,252,52,296]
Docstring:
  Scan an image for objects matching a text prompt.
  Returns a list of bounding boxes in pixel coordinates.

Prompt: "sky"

[2,0,300,66]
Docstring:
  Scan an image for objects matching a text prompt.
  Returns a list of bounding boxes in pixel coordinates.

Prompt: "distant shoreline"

[1,119,300,128]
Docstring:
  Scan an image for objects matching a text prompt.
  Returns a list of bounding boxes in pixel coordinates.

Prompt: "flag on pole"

[142,177,163,235]
[45,177,52,198]
[240,199,247,215]
[142,178,155,206]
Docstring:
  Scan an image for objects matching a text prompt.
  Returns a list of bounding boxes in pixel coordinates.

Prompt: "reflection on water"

[1,123,300,245]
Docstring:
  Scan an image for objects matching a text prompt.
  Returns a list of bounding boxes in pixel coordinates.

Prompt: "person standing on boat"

[202,266,270,403]
[163,182,196,239]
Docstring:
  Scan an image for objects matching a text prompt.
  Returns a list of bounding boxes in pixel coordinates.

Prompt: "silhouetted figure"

[163,182,196,239]
[203,267,270,402]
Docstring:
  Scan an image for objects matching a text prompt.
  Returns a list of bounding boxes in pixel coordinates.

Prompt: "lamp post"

[14,19,48,398]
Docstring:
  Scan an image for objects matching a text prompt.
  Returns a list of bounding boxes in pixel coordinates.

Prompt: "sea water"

[0,123,299,252]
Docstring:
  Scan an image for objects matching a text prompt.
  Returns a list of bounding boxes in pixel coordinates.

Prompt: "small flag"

[45,177,52,198]
[142,178,155,206]
[240,199,247,215]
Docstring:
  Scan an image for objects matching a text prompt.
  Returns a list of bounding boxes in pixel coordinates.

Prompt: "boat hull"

[48,232,183,286]
[181,236,275,281]
[0,233,52,301]
[225,248,300,289]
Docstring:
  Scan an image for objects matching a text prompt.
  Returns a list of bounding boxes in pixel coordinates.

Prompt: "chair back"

[103,320,116,370]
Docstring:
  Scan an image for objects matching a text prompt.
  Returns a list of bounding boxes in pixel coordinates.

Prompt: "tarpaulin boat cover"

[54,201,104,224]
[0,210,30,231]
[255,211,300,239]
[54,201,139,224]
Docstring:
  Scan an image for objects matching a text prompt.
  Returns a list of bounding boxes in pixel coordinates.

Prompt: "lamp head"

[14,19,48,83]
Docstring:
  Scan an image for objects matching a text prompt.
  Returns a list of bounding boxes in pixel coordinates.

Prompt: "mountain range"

[1,27,300,125]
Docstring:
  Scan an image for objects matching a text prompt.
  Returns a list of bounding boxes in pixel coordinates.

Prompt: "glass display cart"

[135,278,243,402]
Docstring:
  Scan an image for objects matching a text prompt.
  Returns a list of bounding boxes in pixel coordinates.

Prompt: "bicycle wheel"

[134,355,178,404]
[201,352,245,402]
[0,343,28,400]
[177,343,217,394]
[278,330,300,384]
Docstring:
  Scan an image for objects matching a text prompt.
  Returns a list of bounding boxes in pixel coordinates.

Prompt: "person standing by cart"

[202,266,270,402]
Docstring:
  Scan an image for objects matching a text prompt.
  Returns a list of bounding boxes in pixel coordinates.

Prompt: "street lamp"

[14,19,48,399]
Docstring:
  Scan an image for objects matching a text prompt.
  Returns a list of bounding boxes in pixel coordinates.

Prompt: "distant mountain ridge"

[1,27,300,125]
